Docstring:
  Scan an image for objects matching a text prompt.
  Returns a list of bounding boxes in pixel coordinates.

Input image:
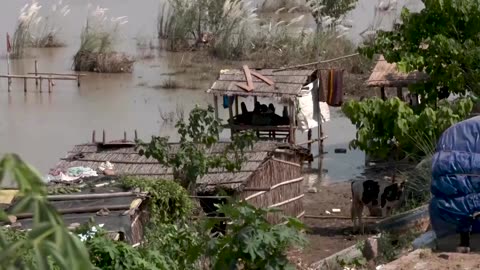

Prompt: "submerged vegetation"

[73,5,134,73]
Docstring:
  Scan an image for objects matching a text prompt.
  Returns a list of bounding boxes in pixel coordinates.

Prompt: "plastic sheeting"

[296,79,330,132]
[430,116,480,238]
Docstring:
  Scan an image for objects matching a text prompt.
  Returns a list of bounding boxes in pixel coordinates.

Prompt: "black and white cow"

[351,179,406,234]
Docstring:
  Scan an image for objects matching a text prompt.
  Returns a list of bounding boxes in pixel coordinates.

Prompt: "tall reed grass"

[157,0,366,69]
[73,5,134,73]
[397,129,437,211]
[11,0,70,57]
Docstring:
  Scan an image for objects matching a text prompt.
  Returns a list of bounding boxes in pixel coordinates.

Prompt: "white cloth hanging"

[296,79,331,132]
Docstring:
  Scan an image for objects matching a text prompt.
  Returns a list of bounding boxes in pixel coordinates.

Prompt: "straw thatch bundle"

[73,50,135,73]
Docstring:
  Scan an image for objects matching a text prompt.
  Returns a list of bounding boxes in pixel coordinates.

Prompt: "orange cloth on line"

[326,69,344,107]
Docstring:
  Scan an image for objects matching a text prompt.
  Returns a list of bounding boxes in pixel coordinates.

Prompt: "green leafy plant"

[0,154,92,270]
[205,201,306,270]
[359,0,480,104]
[121,177,193,224]
[136,105,256,193]
[342,97,473,159]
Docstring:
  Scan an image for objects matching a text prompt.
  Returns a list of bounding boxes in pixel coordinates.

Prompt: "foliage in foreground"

[1,153,306,270]
[360,0,480,104]
[0,154,92,269]
[342,97,473,159]
[121,177,193,224]
[206,202,306,270]
[136,105,256,192]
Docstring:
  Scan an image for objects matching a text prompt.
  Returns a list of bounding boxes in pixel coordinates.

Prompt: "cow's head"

[381,181,406,208]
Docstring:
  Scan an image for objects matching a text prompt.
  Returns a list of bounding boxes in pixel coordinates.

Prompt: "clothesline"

[273,53,360,72]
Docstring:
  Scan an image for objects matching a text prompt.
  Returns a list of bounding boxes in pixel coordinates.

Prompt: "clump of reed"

[73,5,134,73]
[11,0,69,57]
[157,0,370,71]
[30,0,70,48]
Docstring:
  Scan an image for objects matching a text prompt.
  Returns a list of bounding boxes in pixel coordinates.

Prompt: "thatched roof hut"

[51,139,312,223]
[206,68,324,149]
[367,55,428,100]
[1,178,148,245]
[367,55,428,87]
[207,68,317,98]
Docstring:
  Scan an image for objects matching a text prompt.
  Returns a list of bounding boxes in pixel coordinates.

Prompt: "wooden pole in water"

[102,130,106,144]
[34,60,38,86]
[92,130,96,143]
[134,130,138,140]
[77,74,80,87]
[124,131,127,141]
[48,77,52,93]
[24,77,27,92]
[39,78,42,92]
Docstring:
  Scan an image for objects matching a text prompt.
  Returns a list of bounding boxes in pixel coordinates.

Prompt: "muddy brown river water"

[0,0,423,184]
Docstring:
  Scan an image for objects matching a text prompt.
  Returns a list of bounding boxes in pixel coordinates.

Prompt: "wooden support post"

[34,60,38,86]
[288,101,294,144]
[77,74,81,87]
[102,130,106,144]
[235,95,239,116]
[317,69,325,180]
[124,131,127,141]
[134,130,138,140]
[213,95,219,120]
[39,78,42,92]
[23,77,27,92]
[307,129,312,169]
[92,130,96,143]
[228,96,234,138]
[397,87,403,100]
[48,78,52,93]
[380,87,386,100]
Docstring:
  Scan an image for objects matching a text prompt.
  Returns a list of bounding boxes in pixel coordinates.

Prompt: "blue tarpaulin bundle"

[430,116,480,238]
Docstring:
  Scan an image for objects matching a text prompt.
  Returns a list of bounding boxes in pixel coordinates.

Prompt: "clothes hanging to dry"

[326,69,344,107]
[223,95,235,109]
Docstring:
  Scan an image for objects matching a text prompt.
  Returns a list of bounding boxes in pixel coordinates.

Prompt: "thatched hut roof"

[207,68,317,98]
[367,55,428,87]
[52,141,312,192]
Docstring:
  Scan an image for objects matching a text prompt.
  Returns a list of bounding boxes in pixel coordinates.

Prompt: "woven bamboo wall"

[130,203,150,245]
[241,152,304,224]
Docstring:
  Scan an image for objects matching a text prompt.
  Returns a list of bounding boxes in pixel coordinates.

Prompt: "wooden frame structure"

[206,68,326,162]
[367,55,428,102]
[2,182,149,245]
[51,136,313,224]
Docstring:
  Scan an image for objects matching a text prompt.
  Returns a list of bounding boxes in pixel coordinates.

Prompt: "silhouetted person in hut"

[260,104,268,113]
[235,102,252,125]
[268,103,275,114]
[280,106,290,125]
[254,101,261,113]
[241,102,248,115]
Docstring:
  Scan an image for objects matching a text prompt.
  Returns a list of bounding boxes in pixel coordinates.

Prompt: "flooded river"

[0,0,422,183]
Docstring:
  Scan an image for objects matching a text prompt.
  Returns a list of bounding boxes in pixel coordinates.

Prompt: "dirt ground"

[381,249,480,270]
[299,182,372,265]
